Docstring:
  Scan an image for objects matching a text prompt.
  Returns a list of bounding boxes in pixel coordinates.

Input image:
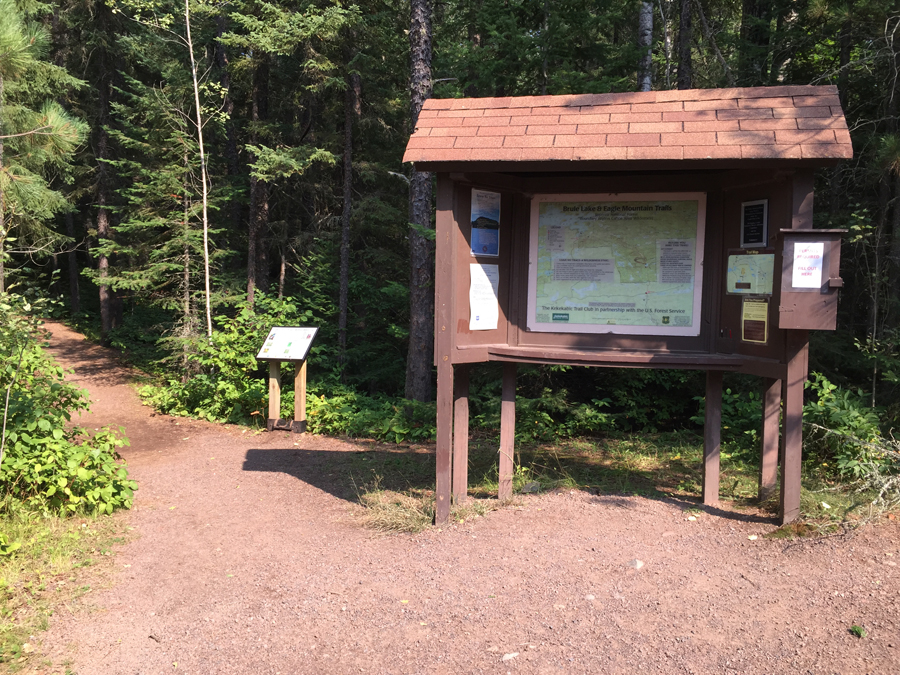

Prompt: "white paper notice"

[792,242,825,289]
[469,264,500,330]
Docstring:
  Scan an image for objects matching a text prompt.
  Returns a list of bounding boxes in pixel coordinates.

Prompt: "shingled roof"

[402,85,851,166]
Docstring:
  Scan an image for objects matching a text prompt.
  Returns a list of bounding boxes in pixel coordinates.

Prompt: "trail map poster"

[527,193,706,336]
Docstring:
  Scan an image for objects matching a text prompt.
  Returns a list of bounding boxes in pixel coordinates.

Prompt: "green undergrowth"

[0,512,130,670]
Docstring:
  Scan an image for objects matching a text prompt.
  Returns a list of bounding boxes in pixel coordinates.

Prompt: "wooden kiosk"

[402,85,852,526]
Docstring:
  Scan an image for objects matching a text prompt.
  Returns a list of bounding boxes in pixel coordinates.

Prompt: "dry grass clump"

[358,490,434,533]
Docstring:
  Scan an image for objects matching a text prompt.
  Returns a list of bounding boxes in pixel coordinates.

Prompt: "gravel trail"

[35,321,900,675]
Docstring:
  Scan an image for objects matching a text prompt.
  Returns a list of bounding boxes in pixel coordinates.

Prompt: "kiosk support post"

[452,365,470,504]
[268,362,281,426]
[781,330,809,524]
[435,359,453,526]
[759,377,782,501]
[294,361,307,433]
[702,370,723,505]
[498,363,516,501]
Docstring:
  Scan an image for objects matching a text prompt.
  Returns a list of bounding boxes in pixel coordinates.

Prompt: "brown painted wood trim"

[413,159,839,173]
[780,330,808,524]
[790,171,815,230]
[488,346,744,366]
[759,377,781,502]
[452,365,470,505]
[435,174,456,526]
[435,359,453,526]
[703,370,723,505]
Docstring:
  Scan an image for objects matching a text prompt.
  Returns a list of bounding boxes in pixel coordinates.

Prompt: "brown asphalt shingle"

[402,85,852,165]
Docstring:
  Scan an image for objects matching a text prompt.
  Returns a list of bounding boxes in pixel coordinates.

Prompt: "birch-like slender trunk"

[184,0,213,337]
[96,53,113,344]
[658,0,673,89]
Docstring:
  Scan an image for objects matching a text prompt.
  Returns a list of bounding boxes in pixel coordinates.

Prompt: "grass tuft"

[358,489,434,533]
[0,511,129,670]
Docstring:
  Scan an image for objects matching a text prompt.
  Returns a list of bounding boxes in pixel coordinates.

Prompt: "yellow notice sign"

[741,298,769,344]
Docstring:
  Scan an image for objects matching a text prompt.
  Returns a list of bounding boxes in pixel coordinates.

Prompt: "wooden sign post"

[257,327,318,433]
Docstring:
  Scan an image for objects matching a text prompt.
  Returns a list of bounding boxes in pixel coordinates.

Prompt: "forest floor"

[22,322,900,674]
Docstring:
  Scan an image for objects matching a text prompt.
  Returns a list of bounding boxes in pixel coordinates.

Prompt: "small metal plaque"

[741,200,768,248]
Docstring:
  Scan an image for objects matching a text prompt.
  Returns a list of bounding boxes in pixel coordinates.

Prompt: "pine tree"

[0,0,86,292]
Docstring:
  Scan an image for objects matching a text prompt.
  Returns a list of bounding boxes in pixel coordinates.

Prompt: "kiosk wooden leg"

[702,370,723,506]
[452,365,470,504]
[293,361,307,433]
[435,359,453,526]
[267,362,281,432]
[759,377,781,501]
[781,332,808,524]
[499,363,516,501]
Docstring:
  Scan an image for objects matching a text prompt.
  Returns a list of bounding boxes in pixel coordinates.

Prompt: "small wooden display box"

[256,326,318,433]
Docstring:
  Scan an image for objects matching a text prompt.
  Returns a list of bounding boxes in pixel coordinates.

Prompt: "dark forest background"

[2,0,899,442]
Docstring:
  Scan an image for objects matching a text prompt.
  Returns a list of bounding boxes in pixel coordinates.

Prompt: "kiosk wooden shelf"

[402,84,852,526]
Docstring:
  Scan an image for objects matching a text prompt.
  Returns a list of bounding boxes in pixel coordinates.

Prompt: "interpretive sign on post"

[256,326,318,361]
[256,326,318,433]
[526,193,706,336]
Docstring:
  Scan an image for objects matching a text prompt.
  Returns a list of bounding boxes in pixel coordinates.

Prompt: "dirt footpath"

[37,322,900,675]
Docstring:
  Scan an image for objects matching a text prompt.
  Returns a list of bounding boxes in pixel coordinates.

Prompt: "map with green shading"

[532,199,701,331]
[726,253,775,295]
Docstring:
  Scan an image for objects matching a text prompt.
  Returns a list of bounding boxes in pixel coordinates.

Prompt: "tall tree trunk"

[65,211,80,313]
[339,61,361,380]
[215,14,241,235]
[676,0,692,89]
[658,0,673,89]
[738,0,771,85]
[638,2,653,91]
[541,0,550,95]
[96,50,113,345]
[247,57,270,304]
[184,0,213,337]
[405,0,434,402]
[829,9,852,218]
[888,41,900,327]
[182,151,193,376]
[695,0,734,86]
[465,0,482,97]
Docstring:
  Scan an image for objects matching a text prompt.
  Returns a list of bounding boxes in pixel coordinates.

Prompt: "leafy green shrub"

[692,387,762,448]
[0,292,136,515]
[141,293,316,423]
[305,384,436,444]
[470,383,613,443]
[803,372,885,477]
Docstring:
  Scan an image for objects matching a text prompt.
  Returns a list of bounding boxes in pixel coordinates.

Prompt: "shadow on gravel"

[243,445,436,503]
[243,443,778,526]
